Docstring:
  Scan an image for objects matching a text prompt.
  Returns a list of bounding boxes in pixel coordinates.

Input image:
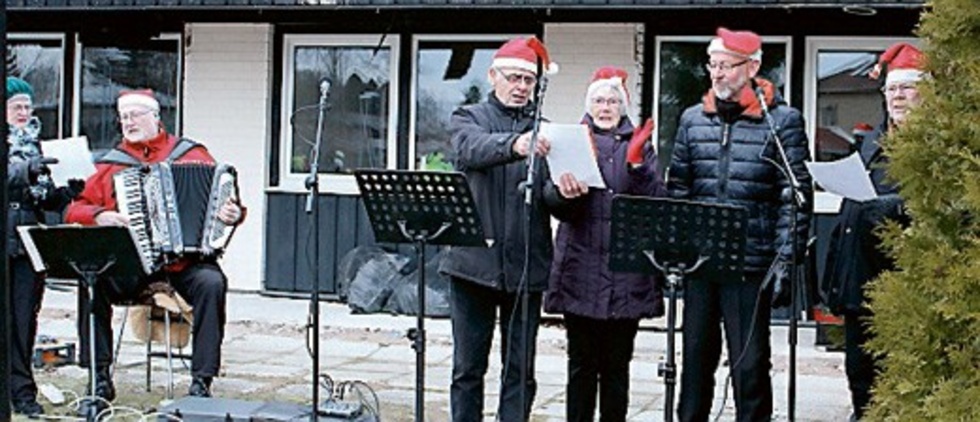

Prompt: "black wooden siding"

[264,192,375,294]
[6,0,924,9]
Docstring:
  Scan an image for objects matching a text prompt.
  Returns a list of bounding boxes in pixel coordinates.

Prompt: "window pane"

[815,51,884,162]
[415,41,499,171]
[658,41,787,170]
[80,42,179,154]
[290,46,391,174]
[8,38,63,140]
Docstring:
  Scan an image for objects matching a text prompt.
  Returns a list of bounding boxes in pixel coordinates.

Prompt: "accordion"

[114,162,240,273]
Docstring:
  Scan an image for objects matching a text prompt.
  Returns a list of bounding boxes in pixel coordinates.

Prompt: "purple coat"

[544,115,666,320]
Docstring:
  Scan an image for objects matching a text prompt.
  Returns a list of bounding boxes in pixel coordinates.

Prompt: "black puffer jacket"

[439,94,569,292]
[667,80,812,277]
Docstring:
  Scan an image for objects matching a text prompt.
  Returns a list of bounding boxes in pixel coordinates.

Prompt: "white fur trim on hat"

[584,76,629,113]
[117,92,160,112]
[492,57,537,74]
[707,37,762,62]
[7,93,32,103]
[885,68,925,86]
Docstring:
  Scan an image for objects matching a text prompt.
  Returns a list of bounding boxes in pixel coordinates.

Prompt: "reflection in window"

[7,37,64,140]
[80,41,180,154]
[657,40,788,171]
[814,51,883,162]
[288,46,391,175]
[415,40,501,171]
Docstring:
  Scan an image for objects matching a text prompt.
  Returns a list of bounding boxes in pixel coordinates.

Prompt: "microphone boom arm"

[756,88,806,208]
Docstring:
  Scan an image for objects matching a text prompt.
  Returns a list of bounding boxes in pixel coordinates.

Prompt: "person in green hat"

[6,76,82,417]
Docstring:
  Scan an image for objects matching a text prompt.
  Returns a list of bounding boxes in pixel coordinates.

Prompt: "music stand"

[354,169,486,422]
[18,225,151,422]
[609,196,747,422]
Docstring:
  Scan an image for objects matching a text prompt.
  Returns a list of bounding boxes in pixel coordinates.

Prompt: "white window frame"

[408,34,525,170]
[8,32,68,137]
[278,34,401,195]
[653,35,794,143]
[71,32,184,140]
[804,36,918,214]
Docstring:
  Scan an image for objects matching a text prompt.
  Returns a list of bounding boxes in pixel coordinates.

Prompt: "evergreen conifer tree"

[867,0,980,419]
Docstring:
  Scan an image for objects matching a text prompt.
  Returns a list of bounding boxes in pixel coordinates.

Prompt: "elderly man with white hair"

[66,89,245,410]
[667,27,812,422]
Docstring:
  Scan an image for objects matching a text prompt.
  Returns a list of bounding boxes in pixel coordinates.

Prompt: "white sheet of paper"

[805,152,878,202]
[541,122,606,189]
[41,136,96,186]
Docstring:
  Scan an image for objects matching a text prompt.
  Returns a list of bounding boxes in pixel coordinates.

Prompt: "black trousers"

[843,309,877,420]
[7,256,45,403]
[564,314,639,422]
[678,276,772,422]
[449,277,541,422]
[77,261,227,379]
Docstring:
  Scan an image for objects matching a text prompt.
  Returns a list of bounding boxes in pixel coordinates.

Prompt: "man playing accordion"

[66,89,245,404]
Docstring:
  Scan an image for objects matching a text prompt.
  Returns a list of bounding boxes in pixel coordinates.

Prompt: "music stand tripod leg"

[660,271,681,422]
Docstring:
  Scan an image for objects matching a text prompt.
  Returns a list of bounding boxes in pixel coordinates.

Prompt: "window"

[7,34,66,140]
[280,34,400,194]
[804,37,917,213]
[655,36,791,173]
[411,36,516,171]
[76,37,181,155]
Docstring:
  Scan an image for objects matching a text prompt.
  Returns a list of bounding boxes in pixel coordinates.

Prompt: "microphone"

[755,86,770,115]
[319,78,332,101]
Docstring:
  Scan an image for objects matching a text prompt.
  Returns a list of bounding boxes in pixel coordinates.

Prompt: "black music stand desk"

[354,169,485,422]
[609,196,747,422]
[18,225,151,421]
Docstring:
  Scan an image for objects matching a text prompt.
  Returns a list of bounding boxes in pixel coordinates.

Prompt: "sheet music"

[41,136,97,186]
[541,122,606,189]
[805,152,878,202]
[17,226,47,272]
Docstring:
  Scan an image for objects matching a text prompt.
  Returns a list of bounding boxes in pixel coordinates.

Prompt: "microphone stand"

[518,74,548,422]
[305,79,330,421]
[756,88,805,422]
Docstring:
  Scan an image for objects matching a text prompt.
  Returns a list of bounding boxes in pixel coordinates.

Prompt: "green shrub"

[867,0,980,420]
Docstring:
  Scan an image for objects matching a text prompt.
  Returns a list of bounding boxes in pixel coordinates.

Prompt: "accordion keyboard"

[113,167,158,272]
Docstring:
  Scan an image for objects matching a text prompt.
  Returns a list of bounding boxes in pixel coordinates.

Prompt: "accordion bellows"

[115,162,240,273]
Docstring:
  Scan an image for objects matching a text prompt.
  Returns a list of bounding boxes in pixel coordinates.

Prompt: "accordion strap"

[97,137,205,167]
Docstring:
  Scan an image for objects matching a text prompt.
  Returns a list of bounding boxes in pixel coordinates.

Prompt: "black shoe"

[187,377,212,397]
[13,398,44,418]
[86,369,116,403]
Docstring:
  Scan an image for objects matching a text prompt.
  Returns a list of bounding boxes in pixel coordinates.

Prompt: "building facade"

[6,0,924,297]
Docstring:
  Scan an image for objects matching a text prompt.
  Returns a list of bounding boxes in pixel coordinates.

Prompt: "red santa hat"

[585,66,630,111]
[707,27,763,62]
[492,36,559,75]
[870,42,925,86]
[117,89,160,112]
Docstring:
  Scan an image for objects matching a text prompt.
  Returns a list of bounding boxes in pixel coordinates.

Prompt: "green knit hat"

[6,77,34,102]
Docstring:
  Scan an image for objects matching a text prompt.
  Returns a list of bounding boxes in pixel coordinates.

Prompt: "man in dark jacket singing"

[439,36,585,422]
[667,27,812,421]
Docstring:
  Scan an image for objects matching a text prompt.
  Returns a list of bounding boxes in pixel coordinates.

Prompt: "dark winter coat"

[667,81,812,278]
[824,126,907,313]
[545,115,666,320]
[439,94,569,293]
[7,145,73,257]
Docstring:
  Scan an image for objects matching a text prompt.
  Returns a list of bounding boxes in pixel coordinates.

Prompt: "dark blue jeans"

[678,276,772,422]
[449,277,541,422]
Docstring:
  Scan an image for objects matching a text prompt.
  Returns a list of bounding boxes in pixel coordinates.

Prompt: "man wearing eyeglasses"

[825,42,922,422]
[65,89,246,410]
[666,27,812,421]
[441,36,586,422]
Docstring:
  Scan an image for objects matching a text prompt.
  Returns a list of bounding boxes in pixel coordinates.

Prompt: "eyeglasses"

[6,103,33,113]
[705,59,749,73]
[119,108,154,122]
[591,97,622,106]
[494,68,537,85]
[882,83,918,95]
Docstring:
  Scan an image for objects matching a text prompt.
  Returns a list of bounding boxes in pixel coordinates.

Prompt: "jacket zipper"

[718,122,732,201]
